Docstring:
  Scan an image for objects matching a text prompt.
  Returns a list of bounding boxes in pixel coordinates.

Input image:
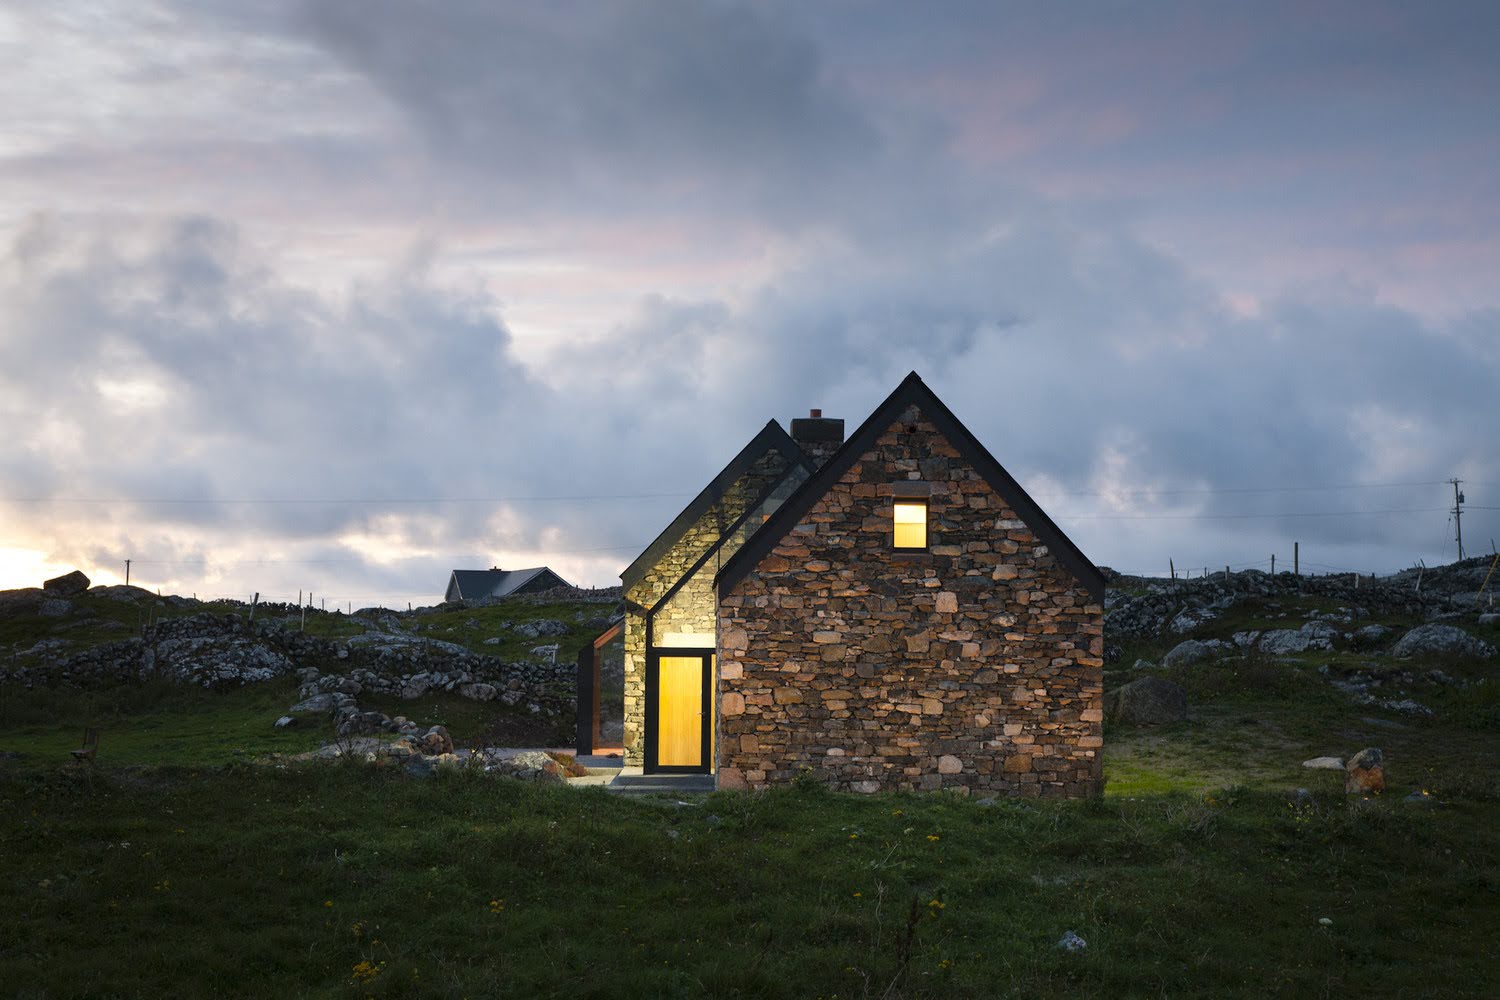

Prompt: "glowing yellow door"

[657,655,704,767]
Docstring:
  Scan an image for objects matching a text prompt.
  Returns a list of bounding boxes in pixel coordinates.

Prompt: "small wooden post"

[1475,553,1500,608]
[1169,558,1175,580]
[301,602,307,632]
[1415,563,1424,594]
[298,589,302,607]
[1271,554,1275,575]
[249,592,260,623]
[1294,542,1299,578]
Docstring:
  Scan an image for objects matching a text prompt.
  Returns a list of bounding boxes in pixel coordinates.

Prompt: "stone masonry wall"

[622,449,793,765]
[716,405,1104,796]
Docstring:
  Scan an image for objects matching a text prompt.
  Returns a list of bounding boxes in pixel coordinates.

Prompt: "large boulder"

[345,633,469,657]
[0,588,45,619]
[1390,624,1494,659]
[1168,606,1219,634]
[1345,747,1385,795]
[514,619,569,639]
[485,749,566,783]
[421,725,454,755]
[1163,639,1220,669]
[1104,676,1188,725]
[1349,624,1391,649]
[1257,622,1337,655]
[459,682,498,701]
[290,692,354,714]
[43,570,90,596]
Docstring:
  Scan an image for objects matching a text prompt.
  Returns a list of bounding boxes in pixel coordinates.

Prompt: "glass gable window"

[893,499,928,550]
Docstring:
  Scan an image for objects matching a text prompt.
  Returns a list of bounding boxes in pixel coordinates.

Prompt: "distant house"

[605,372,1105,796]
[444,566,571,603]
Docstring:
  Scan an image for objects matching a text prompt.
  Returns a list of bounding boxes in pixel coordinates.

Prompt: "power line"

[1054,506,1447,521]
[129,544,646,566]
[1030,479,1453,499]
[0,492,693,505]
[0,478,1473,506]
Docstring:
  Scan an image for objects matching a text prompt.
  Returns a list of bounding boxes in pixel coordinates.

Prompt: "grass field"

[2,588,1496,997]
[2,665,1497,999]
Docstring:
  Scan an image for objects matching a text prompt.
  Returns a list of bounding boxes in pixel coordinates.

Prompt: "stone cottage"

[611,372,1105,796]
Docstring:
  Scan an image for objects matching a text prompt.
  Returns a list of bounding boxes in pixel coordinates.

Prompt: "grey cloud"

[299,0,879,218]
[2,1,1496,600]
[4,205,1495,601]
[0,215,544,538]
[584,208,1497,573]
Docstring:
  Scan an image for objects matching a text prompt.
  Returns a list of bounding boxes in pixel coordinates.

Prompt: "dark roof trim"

[620,420,811,592]
[715,371,1106,602]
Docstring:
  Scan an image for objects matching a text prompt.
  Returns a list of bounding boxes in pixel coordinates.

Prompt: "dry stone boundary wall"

[4,613,575,718]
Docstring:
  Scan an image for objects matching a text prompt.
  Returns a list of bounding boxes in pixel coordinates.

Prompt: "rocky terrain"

[1,571,623,754]
[4,558,1494,770]
[1100,555,1499,728]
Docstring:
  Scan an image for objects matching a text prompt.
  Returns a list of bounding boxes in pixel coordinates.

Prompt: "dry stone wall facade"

[716,406,1104,797]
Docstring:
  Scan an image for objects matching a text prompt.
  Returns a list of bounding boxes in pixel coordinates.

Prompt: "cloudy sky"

[2,0,1496,607]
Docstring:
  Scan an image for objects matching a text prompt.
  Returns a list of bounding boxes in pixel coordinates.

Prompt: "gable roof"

[620,420,812,593]
[449,567,566,601]
[715,371,1106,602]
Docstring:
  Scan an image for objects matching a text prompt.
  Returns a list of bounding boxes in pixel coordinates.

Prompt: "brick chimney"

[790,408,844,469]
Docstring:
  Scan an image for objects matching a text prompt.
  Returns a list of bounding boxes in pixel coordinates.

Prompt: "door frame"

[644,646,714,774]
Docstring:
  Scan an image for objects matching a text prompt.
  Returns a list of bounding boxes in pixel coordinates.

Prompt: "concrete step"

[606,773,715,794]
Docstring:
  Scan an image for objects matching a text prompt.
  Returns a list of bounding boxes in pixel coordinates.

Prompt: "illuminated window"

[893,499,927,550]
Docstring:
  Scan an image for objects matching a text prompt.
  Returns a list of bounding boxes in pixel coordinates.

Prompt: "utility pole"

[1450,478,1465,561]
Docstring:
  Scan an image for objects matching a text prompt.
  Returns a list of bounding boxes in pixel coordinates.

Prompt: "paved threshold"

[601,767,715,795]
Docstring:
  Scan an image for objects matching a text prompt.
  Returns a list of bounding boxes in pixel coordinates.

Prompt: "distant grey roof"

[448,567,567,600]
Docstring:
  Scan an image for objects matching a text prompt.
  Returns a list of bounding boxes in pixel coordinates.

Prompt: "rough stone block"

[1003,754,1033,773]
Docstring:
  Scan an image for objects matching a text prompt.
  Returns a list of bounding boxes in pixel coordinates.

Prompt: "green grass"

[0,681,573,766]
[2,591,1495,996]
[0,679,332,765]
[1,759,1496,998]
[0,659,1497,998]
